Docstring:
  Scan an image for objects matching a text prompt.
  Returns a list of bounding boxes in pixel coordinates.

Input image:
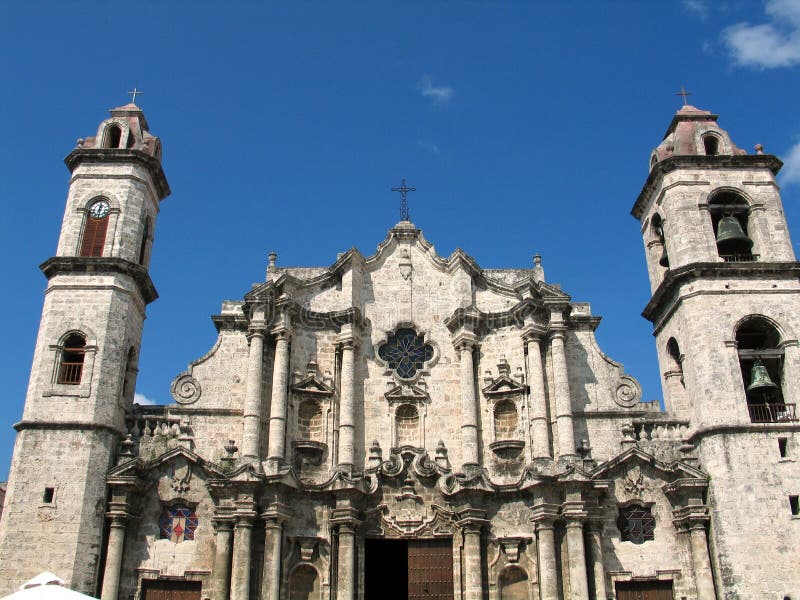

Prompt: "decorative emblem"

[378,328,434,379]
[170,462,192,494]
[171,374,201,404]
[614,376,642,408]
[159,506,198,542]
[623,467,645,497]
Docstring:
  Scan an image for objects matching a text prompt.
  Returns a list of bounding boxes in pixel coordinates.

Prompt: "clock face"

[89,200,110,219]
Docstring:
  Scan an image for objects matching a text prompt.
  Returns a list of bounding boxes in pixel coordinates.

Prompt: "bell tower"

[632,104,800,597]
[0,101,169,594]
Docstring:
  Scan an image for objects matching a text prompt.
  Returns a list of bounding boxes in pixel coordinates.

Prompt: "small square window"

[43,487,55,504]
[790,495,799,516]
[779,437,788,458]
[618,504,656,544]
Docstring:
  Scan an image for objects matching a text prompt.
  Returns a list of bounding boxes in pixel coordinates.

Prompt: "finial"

[754,143,764,155]
[391,178,416,222]
[268,251,277,269]
[533,253,542,267]
[127,87,144,105]
[675,86,692,106]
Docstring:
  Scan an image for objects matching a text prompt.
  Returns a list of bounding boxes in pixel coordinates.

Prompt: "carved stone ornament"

[171,373,201,405]
[623,466,645,498]
[170,462,192,494]
[614,375,642,408]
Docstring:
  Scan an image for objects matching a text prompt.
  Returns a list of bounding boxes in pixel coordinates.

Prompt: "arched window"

[666,337,684,384]
[103,124,122,149]
[708,191,754,261]
[138,217,151,265]
[652,213,668,268]
[297,400,324,442]
[499,566,529,600]
[58,333,86,384]
[494,400,518,440]
[288,565,320,600]
[80,199,111,257]
[121,347,137,403]
[736,317,791,422]
[126,129,136,148]
[395,404,419,446]
[703,134,720,156]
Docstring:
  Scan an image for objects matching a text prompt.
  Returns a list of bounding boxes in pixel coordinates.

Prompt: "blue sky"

[2,1,800,478]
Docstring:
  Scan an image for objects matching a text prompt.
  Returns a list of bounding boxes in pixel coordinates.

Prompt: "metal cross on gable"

[391,178,416,222]
[128,87,144,104]
[675,86,692,106]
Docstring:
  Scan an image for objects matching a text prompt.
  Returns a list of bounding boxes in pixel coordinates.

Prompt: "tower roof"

[652,104,746,161]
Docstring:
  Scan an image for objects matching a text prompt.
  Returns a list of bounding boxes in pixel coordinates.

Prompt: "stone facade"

[0,102,798,600]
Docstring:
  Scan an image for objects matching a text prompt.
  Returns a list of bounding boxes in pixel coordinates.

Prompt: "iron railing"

[57,362,83,384]
[721,253,759,263]
[748,403,797,423]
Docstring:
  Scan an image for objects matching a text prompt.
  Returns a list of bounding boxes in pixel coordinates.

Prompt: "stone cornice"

[64,148,171,201]
[642,261,800,325]
[631,154,783,219]
[14,419,122,435]
[40,256,159,304]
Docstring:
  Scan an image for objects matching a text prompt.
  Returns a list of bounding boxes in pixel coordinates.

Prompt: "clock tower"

[0,101,169,594]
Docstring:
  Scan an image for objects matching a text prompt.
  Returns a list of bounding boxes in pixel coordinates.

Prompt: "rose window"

[378,328,434,379]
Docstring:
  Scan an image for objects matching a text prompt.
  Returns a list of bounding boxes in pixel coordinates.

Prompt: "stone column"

[261,520,283,600]
[212,519,234,600]
[456,337,480,468]
[585,522,607,600]
[458,512,487,600]
[689,522,716,600]
[242,328,266,461]
[100,515,127,600]
[267,328,292,467]
[549,327,576,458]
[338,332,358,472]
[523,329,551,459]
[531,507,559,600]
[336,523,358,600]
[230,515,254,600]
[564,518,590,600]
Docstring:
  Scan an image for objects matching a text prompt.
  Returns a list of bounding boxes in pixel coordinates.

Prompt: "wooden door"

[615,580,673,600]
[407,539,454,600]
[141,579,202,600]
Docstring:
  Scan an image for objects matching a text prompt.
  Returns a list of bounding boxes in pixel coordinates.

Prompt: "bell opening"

[709,192,754,261]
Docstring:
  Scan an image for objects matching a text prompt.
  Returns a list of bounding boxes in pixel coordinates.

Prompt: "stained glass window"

[378,328,434,379]
[618,504,655,544]
[159,506,199,542]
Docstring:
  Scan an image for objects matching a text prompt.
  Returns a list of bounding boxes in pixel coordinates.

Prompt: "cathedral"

[0,100,798,600]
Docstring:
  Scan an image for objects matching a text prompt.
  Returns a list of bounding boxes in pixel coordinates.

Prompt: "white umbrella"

[0,573,98,600]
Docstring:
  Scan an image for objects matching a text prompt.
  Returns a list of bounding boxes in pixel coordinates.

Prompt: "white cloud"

[722,0,800,68]
[134,392,158,405]
[417,140,441,155]
[779,140,800,186]
[683,0,710,20]
[419,75,454,104]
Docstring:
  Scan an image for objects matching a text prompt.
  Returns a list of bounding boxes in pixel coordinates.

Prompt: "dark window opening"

[703,135,720,155]
[58,333,86,384]
[708,192,754,261]
[790,495,799,516]
[42,487,54,503]
[104,124,122,149]
[80,214,109,257]
[779,437,788,458]
[652,213,669,268]
[126,130,135,148]
[138,218,150,265]
[618,504,655,544]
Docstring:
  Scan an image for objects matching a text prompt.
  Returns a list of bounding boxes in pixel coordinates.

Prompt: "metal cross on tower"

[392,178,416,222]
[128,87,144,104]
[675,86,692,106]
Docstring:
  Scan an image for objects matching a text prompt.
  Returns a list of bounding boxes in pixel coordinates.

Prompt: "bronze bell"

[658,244,670,267]
[716,216,753,255]
[747,360,778,393]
